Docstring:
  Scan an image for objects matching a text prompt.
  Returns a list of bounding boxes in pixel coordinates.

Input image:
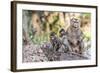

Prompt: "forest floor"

[22,42,90,63]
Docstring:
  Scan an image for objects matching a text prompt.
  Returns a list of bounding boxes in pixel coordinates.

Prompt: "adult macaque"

[66,18,84,54]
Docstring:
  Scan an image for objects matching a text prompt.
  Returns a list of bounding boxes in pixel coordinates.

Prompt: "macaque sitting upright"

[66,18,84,54]
[50,32,62,52]
[59,29,72,52]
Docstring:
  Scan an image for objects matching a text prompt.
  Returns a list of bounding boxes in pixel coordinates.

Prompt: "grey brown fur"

[66,18,84,54]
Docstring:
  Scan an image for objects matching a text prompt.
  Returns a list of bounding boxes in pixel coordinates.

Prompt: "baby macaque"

[66,18,84,54]
[50,32,61,52]
[59,29,72,52]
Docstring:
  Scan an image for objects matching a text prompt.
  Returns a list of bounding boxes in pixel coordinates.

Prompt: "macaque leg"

[79,41,84,54]
[66,41,72,52]
[68,45,72,52]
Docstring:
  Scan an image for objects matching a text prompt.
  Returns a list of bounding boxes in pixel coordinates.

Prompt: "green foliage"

[83,32,91,41]
[30,33,49,45]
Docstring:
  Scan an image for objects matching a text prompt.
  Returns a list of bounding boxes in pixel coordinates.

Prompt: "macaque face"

[50,36,55,40]
[60,31,66,36]
[50,32,56,41]
[70,18,80,28]
[59,29,66,37]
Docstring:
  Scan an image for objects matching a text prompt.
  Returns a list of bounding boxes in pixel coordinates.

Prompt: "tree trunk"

[22,10,32,45]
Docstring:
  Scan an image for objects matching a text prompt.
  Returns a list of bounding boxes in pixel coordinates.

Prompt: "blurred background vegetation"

[22,10,91,45]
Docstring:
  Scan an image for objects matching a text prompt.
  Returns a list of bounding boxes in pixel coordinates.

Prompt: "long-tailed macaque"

[66,18,84,54]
